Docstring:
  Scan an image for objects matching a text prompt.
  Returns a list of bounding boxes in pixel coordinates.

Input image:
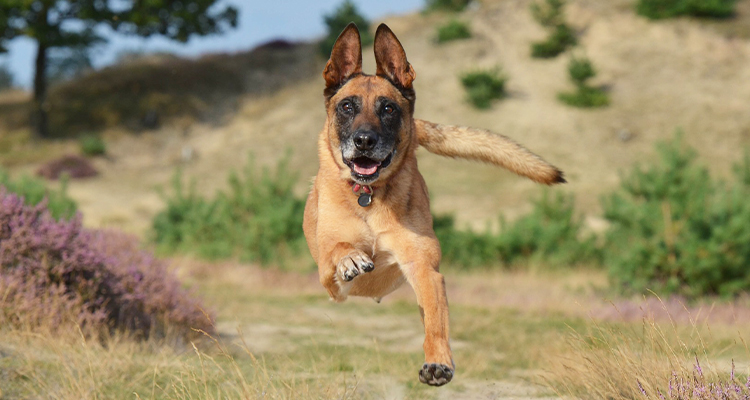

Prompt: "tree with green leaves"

[0,1,238,138]
[320,0,372,57]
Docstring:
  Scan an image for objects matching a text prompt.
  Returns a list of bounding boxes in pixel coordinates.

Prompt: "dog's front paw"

[418,363,454,386]
[337,251,374,282]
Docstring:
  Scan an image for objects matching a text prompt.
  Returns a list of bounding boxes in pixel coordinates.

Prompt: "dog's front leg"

[319,242,375,302]
[390,235,454,386]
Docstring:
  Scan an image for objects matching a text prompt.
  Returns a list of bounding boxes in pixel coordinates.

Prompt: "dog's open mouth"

[345,152,394,181]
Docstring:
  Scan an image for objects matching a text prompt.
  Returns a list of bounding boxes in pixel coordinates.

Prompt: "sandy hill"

[4,0,750,237]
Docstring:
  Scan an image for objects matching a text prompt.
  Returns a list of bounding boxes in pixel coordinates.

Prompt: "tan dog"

[303,23,564,386]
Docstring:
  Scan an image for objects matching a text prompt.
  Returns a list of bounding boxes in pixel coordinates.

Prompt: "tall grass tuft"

[545,296,750,399]
[0,188,212,339]
[152,155,306,265]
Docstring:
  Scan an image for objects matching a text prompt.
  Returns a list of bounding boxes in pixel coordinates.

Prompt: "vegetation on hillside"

[320,0,373,57]
[460,68,508,109]
[152,155,307,265]
[530,0,578,58]
[637,0,737,19]
[0,0,238,138]
[603,134,750,299]
[436,20,473,43]
[557,55,610,108]
[424,0,473,12]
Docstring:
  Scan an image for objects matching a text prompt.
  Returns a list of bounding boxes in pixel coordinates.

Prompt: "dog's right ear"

[323,23,363,91]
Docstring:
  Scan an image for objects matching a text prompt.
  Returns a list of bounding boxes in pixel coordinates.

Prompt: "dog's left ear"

[374,24,416,90]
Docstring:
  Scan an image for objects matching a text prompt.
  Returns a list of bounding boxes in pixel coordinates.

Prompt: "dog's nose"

[353,131,379,151]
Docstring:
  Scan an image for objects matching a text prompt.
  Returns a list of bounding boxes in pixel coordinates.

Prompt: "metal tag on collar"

[352,183,373,207]
[357,192,372,207]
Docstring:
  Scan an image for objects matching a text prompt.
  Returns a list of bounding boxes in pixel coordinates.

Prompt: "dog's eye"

[383,105,394,114]
[341,101,354,113]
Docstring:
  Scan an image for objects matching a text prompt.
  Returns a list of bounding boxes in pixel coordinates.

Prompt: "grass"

[2,260,748,398]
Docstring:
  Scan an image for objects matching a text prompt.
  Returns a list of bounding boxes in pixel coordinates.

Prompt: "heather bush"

[530,0,577,59]
[436,20,472,43]
[0,188,212,339]
[637,0,737,19]
[152,155,306,265]
[558,55,610,108]
[603,134,750,299]
[0,168,77,219]
[36,154,98,180]
[460,68,508,109]
[435,191,597,268]
[320,0,373,57]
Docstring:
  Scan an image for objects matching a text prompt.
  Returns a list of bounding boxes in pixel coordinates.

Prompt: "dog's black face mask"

[336,94,401,184]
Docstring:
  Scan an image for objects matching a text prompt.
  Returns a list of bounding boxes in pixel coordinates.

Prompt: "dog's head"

[323,23,416,186]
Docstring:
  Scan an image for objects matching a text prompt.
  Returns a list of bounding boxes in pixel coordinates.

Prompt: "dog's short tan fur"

[303,23,564,387]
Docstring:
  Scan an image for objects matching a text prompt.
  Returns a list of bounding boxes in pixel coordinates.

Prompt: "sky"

[0,0,424,89]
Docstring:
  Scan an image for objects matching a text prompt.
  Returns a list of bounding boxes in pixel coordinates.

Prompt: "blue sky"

[0,0,424,89]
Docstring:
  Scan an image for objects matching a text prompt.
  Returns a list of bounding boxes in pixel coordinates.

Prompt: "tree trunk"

[33,41,49,138]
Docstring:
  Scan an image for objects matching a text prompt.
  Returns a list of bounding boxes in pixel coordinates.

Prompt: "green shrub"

[530,0,577,59]
[497,191,599,266]
[79,134,106,156]
[320,0,373,57]
[460,68,508,109]
[435,191,597,269]
[0,169,77,220]
[637,0,736,19]
[603,133,750,299]
[436,20,472,43]
[557,56,609,108]
[425,0,472,12]
[152,155,306,265]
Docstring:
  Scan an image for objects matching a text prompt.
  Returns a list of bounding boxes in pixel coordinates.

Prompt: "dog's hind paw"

[418,363,454,386]
[337,251,374,282]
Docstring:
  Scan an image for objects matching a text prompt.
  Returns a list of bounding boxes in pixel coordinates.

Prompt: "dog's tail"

[414,119,565,185]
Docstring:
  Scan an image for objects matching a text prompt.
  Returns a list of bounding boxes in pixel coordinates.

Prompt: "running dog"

[303,23,565,386]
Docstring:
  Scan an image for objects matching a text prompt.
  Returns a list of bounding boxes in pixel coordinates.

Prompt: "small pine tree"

[530,0,577,59]
[557,55,609,108]
[320,0,373,57]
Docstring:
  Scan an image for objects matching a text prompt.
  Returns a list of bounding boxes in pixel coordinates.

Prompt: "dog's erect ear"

[323,23,363,90]
[374,24,416,89]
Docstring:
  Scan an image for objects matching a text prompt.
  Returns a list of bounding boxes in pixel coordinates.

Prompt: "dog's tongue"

[353,161,380,175]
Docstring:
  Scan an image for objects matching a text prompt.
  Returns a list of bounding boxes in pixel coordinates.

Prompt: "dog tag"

[358,192,372,207]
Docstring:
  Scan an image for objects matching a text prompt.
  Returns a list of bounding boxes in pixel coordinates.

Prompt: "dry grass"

[545,295,750,399]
